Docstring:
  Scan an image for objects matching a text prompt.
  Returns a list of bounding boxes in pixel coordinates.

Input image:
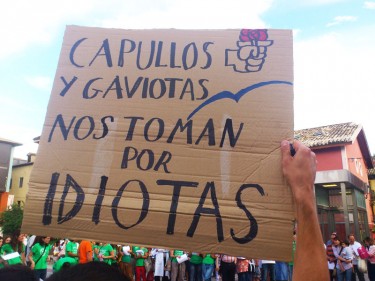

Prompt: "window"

[316,187,329,206]
[10,178,12,189]
[19,177,23,188]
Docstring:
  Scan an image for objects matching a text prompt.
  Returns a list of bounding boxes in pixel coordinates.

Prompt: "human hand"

[281,140,316,203]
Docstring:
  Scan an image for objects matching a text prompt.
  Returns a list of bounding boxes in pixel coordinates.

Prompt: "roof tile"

[294,122,361,148]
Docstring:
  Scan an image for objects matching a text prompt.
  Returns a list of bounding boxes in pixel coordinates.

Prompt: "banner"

[23,26,294,261]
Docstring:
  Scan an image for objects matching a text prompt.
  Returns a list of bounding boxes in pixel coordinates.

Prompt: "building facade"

[369,158,375,234]
[0,138,22,212]
[10,153,36,207]
[295,122,373,242]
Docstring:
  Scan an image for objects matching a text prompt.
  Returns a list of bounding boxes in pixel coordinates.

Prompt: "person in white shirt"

[348,234,365,281]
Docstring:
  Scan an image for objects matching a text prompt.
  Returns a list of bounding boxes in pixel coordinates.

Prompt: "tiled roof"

[294,122,362,148]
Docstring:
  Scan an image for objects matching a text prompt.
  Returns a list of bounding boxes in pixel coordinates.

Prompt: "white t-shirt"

[349,241,362,265]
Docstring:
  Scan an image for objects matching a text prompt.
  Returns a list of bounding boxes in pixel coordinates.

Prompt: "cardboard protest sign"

[22,26,294,261]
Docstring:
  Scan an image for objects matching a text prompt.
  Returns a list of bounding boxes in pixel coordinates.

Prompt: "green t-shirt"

[53,256,78,272]
[202,254,215,265]
[93,245,100,261]
[190,253,203,264]
[99,244,114,265]
[135,247,148,266]
[132,246,140,254]
[32,243,52,270]
[1,244,24,265]
[171,250,184,263]
[66,241,79,261]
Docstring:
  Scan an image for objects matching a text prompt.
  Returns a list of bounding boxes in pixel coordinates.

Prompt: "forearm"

[29,254,35,268]
[68,252,78,258]
[280,140,329,281]
[21,252,26,265]
[293,189,329,281]
[106,251,115,259]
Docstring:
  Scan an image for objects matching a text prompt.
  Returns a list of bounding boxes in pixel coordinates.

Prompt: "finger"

[292,140,303,151]
[280,140,292,160]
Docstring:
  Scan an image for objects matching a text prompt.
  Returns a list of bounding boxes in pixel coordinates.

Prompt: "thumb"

[280,140,292,161]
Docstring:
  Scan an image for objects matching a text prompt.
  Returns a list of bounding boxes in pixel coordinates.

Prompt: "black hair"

[61,261,73,270]
[342,239,350,246]
[32,236,50,247]
[46,261,131,281]
[10,230,24,254]
[0,264,38,281]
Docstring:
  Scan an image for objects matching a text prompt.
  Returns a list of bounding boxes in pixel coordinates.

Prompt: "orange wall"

[314,146,343,171]
[0,192,9,212]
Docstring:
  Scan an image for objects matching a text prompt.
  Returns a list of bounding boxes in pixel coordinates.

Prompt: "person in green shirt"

[189,252,203,281]
[119,244,133,280]
[202,254,215,281]
[92,242,101,261]
[134,246,149,281]
[96,243,115,265]
[29,236,52,280]
[0,231,26,266]
[0,236,9,268]
[66,240,79,262]
[170,249,186,281]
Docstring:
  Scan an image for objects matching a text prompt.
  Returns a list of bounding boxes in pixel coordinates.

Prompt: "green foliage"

[0,204,24,235]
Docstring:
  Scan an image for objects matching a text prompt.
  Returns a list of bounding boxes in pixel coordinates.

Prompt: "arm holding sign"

[281,140,329,281]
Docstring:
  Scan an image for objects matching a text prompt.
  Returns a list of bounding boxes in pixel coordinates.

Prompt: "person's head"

[9,230,26,252]
[0,264,38,281]
[0,236,3,247]
[42,236,51,245]
[46,261,131,281]
[333,237,341,246]
[364,237,374,246]
[61,261,74,271]
[3,235,11,244]
[330,232,337,241]
[33,236,51,246]
[348,234,355,244]
[341,240,350,247]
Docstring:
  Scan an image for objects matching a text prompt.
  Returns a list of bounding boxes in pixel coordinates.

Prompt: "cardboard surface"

[22,26,294,261]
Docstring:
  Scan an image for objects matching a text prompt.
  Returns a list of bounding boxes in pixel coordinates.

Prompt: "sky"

[0,0,374,159]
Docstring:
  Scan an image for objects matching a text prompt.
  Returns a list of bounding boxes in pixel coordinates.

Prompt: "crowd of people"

[325,231,375,281]
[0,140,332,281]
[0,235,296,281]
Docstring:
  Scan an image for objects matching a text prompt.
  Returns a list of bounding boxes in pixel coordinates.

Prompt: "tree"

[0,204,23,235]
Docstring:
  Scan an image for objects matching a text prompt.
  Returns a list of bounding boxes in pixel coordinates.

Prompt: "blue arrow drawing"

[187,80,293,120]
